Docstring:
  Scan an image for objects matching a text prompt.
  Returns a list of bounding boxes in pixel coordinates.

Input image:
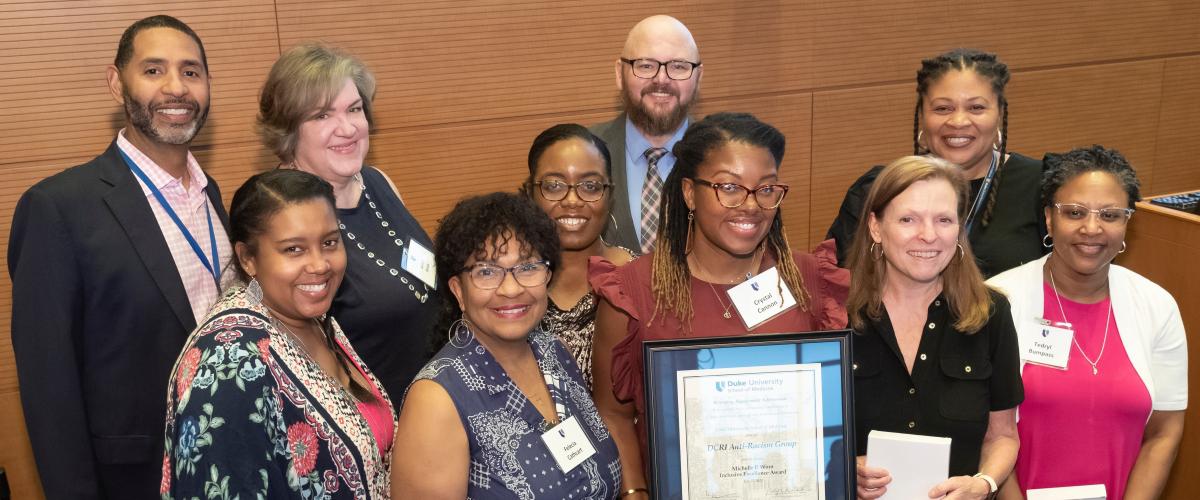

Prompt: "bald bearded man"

[592,15,702,254]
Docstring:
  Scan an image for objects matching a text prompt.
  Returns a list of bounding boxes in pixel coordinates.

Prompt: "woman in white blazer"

[987,145,1186,500]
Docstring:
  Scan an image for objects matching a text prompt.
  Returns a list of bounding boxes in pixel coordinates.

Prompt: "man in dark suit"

[8,15,230,499]
[592,15,702,254]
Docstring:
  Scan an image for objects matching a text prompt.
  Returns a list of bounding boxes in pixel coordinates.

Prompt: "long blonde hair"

[845,156,992,333]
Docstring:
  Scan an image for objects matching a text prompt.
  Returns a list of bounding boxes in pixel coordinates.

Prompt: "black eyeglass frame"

[530,179,613,202]
[691,178,791,209]
[459,260,552,290]
[619,57,702,80]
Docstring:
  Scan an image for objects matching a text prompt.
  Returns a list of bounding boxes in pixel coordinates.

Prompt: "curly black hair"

[1041,145,1141,210]
[430,192,561,353]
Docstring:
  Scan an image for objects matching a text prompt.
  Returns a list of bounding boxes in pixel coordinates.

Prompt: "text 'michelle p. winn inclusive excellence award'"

[676,363,825,500]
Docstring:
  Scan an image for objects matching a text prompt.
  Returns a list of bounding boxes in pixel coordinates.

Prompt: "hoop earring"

[684,210,695,254]
[246,277,263,305]
[917,130,926,152]
[1119,241,1127,254]
[448,317,474,349]
[956,243,965,260]
[1042,235,1053,248]
[870,241,883,261]
[993,129,1003,151]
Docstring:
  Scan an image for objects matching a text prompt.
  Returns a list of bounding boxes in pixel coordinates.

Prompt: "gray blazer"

[591,114,640,252]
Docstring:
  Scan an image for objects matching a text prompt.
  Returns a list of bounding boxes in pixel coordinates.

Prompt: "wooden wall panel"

[1007,60,1165,187]
[1152,56,1200,196]
[809,84,914,244]
[807,0,1200,89]
[1,1,1198,499]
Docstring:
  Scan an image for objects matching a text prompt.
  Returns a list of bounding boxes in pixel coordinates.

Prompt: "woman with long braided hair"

[589,112,850,498]
[827,48,1047,278]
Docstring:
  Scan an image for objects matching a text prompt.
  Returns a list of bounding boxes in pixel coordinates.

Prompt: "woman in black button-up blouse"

[845,156,1023,500]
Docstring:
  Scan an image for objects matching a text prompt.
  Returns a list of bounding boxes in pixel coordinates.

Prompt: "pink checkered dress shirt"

[117,130,231,323]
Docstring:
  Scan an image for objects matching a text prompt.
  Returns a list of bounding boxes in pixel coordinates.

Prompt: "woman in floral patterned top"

[523,124,633,390]
[162,169,395,499]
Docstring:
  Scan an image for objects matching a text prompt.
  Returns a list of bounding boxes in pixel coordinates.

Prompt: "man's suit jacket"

[8,141,229,499]
[591,114,641,252]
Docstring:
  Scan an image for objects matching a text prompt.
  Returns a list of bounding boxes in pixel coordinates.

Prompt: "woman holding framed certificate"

[988,146,1186,499]
[846,156,1023,500]
[590,112,850,499]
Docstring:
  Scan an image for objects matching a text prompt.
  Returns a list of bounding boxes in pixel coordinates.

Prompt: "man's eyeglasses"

[531,179,611,202]
[461,261,551,290]
[1053,203,1134,225]
[620,58,701,80]
[692,179,790,209]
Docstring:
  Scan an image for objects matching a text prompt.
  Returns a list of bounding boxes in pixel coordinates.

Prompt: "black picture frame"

[642,330,856,500]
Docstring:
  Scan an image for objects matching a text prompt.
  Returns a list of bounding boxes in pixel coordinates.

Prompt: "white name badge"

[1018,319,1074,370]
[540,416,596,473]
[401,239,437,289]
[726,266,798,330]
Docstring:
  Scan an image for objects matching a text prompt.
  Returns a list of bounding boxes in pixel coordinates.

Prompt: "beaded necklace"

[339,172,431,303]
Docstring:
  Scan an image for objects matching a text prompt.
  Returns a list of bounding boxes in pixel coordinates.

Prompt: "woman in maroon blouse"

[589,112,849,499]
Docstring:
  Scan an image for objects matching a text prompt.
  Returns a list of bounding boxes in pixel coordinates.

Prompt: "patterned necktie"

[639,147,669,253]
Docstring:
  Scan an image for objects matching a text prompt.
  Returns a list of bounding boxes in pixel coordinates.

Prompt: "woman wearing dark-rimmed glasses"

[523,124,634,390]
[988,146,1186,499]
[393,192,621,499]
[590,112,849,498]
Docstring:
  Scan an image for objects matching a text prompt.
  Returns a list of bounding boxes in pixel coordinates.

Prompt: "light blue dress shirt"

[624,117,689,243]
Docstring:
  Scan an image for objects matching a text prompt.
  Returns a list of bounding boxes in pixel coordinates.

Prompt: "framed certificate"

[643,331,855,500]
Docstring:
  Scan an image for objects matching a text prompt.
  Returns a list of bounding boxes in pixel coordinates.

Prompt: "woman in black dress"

[827,48,1047,278]
[257,43,439,399]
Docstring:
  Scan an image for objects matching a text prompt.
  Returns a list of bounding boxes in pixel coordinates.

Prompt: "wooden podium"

[1114,194,1199,499]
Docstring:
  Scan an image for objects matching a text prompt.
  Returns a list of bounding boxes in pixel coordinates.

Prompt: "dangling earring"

[246,277,263,305]
[1119,241,1127,254]
[448,316,474,348]
[684,210,695,254]
[870,241,883,261]
[1042,235,1053,248]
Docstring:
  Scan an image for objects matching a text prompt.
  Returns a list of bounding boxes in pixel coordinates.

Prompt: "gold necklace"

[707,282,734,319]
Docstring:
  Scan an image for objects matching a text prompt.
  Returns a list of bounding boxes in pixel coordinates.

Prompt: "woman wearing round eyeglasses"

[393,192,621,499]
[590,112,849,498]
[524,124,634,390]
[988,146,1186,499]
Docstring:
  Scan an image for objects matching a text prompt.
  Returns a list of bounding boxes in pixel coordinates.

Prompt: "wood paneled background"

[1,1,1197,498]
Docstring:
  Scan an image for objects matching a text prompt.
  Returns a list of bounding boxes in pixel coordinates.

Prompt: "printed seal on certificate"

[642,331,856,500]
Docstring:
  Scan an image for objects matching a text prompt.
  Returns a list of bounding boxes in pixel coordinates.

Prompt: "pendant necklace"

[691,252,757,320]
[707,282,735,319]
[1047,264,1110,375]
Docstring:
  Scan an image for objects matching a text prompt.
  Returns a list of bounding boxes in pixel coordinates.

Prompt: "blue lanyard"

[118,148,221,286]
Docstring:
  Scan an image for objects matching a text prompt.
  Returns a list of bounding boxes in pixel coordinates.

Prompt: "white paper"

[677,364,824,500]
[866,430,951,499]
[1027,484,1107,500]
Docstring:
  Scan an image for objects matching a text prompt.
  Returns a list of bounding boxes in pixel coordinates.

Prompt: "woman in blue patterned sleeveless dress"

[392,193,622,499]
